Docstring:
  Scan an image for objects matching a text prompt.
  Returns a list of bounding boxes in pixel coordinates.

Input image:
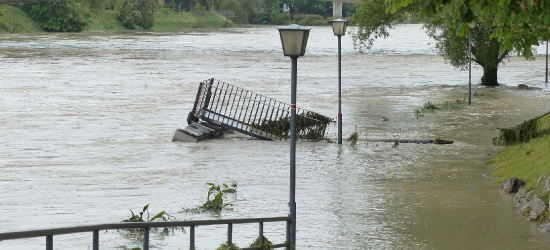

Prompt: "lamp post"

[468,23,473,105]
[278,24,310,246]
[331,18,348,144]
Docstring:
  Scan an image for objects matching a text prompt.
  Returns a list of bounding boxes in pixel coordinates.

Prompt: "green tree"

[353,0,508,86]
[424,1,508,86]
[22,0,90,32]
[219,0,247,24]
[116,0,158,29]
[386,0,550,58]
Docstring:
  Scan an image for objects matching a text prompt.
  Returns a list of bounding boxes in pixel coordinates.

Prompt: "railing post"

[189,225,195,250]
[259,222,264,243]
[227,223,233,246]
[46,235,53,250]
[143,228,149,250]
[93,230,99,250]
[286,220,290,249]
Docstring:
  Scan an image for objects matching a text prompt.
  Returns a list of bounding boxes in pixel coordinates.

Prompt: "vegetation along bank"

[491,112,550,230]
[0,0,355,34]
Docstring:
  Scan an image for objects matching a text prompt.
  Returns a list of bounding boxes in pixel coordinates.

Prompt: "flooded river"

[1,24,550,249]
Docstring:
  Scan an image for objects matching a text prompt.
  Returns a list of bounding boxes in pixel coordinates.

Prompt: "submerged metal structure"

[174,78,332,142]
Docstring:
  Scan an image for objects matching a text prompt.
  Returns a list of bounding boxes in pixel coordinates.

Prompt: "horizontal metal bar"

[0,216,291,241]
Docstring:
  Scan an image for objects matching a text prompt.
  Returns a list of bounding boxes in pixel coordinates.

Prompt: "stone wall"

[501,175,550,231]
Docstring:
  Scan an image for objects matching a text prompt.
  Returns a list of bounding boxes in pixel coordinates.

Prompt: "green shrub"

[22,0,90,32]
[249,236,273,250]
[117,0,158,29]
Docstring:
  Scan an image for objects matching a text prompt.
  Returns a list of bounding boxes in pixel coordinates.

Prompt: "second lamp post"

[331,18,348,144]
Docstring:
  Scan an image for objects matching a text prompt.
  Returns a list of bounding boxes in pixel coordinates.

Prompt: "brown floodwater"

[1,24,550,249]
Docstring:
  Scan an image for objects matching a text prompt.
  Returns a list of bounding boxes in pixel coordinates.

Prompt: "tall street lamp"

[278,24,310,246]
[331,18,348,144]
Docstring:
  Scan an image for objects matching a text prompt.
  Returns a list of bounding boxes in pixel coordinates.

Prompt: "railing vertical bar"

[224,85,234,117]
[93,230,99,250]
[237,91,247,123]
[220,83,229,116]
[236,89,245,124]
[286,220,291,249]
[190,225,195,250]
[227,223,233,246]
[46,235,53,250]
[143,227,149,250]
[212,81,222,113]
[244,91,254,124]
[248,94,259,127]
[229,85,238,120]
[259,222,264,243]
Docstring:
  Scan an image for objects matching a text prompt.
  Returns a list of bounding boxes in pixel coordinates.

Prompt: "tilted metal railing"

[188,78,332,141]
[0,216,291,250]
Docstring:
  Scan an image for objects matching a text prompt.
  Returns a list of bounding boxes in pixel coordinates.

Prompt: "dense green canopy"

[386,0,550,58]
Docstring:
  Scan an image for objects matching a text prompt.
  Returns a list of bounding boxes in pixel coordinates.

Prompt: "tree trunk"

[481,65,498,86]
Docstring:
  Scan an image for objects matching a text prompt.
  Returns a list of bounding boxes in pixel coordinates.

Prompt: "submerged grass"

[489,134,550,190]
[498,112,550,146]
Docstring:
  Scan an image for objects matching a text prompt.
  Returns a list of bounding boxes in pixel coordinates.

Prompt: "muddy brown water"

[1,25,550,249]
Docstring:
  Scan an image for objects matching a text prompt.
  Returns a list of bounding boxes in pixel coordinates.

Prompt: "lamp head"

[278,24,311,57]
[331,18,348,36]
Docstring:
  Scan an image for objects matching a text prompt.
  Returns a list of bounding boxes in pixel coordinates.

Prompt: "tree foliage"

[353,0,508,86]
[117,0,158,29]
[424,0,508,86]
[386,0,550,58]
[21,0,90,32]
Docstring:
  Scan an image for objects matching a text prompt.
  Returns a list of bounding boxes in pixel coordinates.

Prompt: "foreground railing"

[0,216,291,250]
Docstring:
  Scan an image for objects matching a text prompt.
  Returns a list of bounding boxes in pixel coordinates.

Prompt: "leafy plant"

[498,117,541,146]
[21,0,90,32]
[392,139,399,148]
[216,242,239,250]
[123,204,169,223]
[251,111,333,141]
[120,204,179,249]
[347,132,358,146]
[422,101,438,111]
[249,236,273,250]
[200,182,237,212]
[116,0,158,29]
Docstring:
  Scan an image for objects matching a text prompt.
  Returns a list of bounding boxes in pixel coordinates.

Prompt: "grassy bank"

[1,5,232,33]
[490,112,550,190]
[0,5,42,33]
[84,10,232,31]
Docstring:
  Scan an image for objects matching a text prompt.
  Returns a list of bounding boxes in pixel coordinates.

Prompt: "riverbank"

[490,112,550,228]
[0,5,232,34]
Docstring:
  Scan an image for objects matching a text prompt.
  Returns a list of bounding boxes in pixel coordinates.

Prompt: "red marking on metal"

[291,104,296,109]
[338,114,342,119]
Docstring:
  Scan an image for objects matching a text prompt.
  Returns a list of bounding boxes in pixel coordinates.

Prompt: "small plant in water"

[216,242,239,250]
[382,116,390,122]
[392,139,399,148]
[249,236,273,250]
[200,182,237,212]
[123,204,169,223]
[347,132,358,146]
[120,204,178,249]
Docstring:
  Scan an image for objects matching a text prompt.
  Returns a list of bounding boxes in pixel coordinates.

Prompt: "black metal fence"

[0,216,291,250]
[188,78,332,141]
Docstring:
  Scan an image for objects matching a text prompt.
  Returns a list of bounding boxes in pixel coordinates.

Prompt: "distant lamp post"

[546,35,548,84]
[331,18,348,144]
[468,23,474,105]
[278,23,310,246]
